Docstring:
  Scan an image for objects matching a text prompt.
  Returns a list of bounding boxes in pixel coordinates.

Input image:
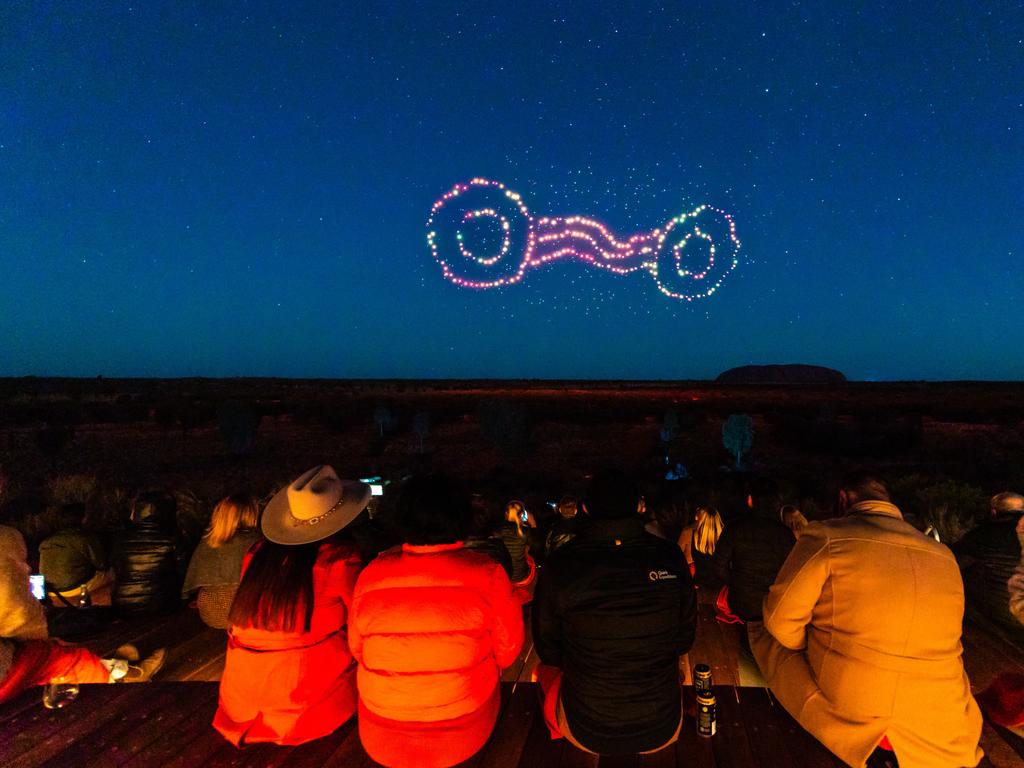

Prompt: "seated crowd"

[1,465,1022,768]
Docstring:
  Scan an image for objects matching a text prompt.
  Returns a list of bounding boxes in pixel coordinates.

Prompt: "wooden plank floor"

[22,603,1022,767]
[0,683,857,768]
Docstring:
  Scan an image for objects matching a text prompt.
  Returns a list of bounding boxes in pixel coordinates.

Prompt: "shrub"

[373,405,395,438]
[479,399,531,454]
[89,485,133,531]
[722,414,754,470]
[218,400,261,456]
[35,422,75,461]
[890,474,987,543]
[412,412,431,454]
[47,474,98,505]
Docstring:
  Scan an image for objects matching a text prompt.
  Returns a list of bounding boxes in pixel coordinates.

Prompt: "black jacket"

[463,534,514,578]
[711,513,795,621]
[954,513,1024,634]
[499,522,531,583]
[544,516,580,557]
[111,521,180,615]
[532,517,697,755]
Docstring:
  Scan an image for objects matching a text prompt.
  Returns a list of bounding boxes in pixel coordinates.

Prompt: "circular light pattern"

[457,209,510,266]
[426,178,741,300]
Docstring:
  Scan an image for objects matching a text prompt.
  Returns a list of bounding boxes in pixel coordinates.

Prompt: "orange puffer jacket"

[350,542,524,766]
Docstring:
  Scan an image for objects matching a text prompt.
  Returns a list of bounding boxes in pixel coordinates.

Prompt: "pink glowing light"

[426,178,741,301]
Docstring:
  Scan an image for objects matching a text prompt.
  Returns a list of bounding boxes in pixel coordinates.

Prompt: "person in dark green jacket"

[38,503,112,600]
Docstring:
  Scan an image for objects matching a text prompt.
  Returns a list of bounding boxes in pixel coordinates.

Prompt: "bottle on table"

[694,663,713,693]
[696,690,717,737]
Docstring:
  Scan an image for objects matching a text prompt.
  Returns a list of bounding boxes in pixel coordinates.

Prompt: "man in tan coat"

[750,472,983,768]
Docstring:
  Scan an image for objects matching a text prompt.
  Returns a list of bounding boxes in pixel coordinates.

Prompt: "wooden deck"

[0,681,849,768]
[1,604,1021,767]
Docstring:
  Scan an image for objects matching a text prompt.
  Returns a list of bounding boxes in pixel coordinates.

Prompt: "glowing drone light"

[425,178,741,301]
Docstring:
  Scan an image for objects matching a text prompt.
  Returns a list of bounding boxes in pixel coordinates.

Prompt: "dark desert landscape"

[4,376,1023,520]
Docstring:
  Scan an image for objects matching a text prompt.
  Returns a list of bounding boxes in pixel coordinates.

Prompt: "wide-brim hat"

[262,465,371,545]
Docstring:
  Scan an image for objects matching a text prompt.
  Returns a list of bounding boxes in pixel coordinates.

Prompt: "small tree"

[47,474,99,505]
[373,405,393,438]
[722,414,754,470]
[479,399,531,454]
[218,400,261,457]
[660,409,679,444]
[412,411,431,454]
[35,421,75,463]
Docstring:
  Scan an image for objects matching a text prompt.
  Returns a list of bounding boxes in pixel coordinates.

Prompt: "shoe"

[114,644,140,663]
[866,747,899,768]
[121,648,166,682]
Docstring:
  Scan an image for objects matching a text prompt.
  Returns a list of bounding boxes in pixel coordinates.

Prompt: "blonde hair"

[204,493,259,548]
[693,506,724,556]
[505,500,526,536]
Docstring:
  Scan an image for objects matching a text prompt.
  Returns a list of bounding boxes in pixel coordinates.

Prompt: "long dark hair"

[228,540,320,633]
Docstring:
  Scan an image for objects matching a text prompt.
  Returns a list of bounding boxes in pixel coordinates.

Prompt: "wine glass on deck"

[43,668,80,709]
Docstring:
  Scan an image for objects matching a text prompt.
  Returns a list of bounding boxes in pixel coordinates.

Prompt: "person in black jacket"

[111,491,181,616]
[462,493,514,579]
[953,491,1024,640]
[544,495,582,557]
[532,470,697,756]
[711,501,797,624]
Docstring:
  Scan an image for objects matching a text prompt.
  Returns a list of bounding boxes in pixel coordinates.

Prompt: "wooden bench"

[0,681,849,768]
[21,604,1020,766]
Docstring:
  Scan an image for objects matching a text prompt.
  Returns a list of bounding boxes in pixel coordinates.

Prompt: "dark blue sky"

[2,2,1022,380]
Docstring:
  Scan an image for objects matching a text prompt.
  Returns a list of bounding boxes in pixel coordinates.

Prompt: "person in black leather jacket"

[711,502,796,623]
[111,492,181,616]
[544,495,582,557]
[532,470,697,756]
[953,491,1024,639]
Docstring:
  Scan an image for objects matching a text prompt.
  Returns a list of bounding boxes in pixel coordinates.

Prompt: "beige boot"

[121,648,166,682]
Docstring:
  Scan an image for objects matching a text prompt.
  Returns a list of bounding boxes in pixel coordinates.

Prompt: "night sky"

[2,2,1022,380]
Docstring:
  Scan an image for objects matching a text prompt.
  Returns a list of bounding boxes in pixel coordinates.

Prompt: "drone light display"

[426,178,741,301]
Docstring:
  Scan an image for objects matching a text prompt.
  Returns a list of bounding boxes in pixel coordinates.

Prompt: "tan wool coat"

[751,501,983,768]
[0,525,49,682]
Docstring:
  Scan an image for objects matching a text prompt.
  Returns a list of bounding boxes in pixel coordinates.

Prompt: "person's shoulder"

[642,531,688,568]
[189,538,216,559]
[791,519,834,547]
[320,538,362,563]
[641,528,683,552]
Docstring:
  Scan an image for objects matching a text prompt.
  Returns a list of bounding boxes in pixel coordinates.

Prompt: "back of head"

[839,470,891,504]
[0,524,27,562]
[747,477,781,520]
[692,500,724,555]
[396,474,472,545]
[205,492,259,548]
[557,495,579,519]
[468,494,503,537]
[647,490,685,542]
[132,491,177,528]
[54,502,87,532]
[991,491,1024,516]
[584,470,639,521]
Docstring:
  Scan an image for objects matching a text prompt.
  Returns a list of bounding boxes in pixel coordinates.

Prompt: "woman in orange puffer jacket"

[350,475,524,767]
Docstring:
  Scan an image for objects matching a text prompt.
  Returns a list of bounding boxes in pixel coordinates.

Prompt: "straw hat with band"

[262,465,371,545]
